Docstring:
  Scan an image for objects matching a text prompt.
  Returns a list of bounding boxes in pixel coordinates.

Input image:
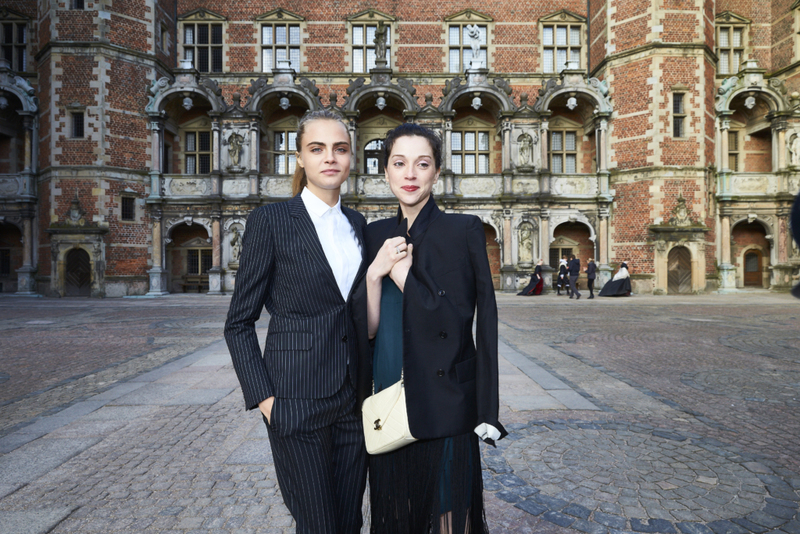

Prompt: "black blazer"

[568,258,581,275]
[353,198,506,441]
[224,194,367,410]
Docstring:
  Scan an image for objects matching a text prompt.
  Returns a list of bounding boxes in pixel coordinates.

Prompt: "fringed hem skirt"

[368,432,488,534]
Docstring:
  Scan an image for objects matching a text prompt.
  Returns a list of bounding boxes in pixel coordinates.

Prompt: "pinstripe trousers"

[264,380,367,534]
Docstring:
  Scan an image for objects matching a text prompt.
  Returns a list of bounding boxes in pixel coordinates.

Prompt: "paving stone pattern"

[1,292,800,533]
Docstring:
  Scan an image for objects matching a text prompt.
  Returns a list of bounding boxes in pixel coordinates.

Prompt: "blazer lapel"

[343,206,368,302]
[288,194,341,296]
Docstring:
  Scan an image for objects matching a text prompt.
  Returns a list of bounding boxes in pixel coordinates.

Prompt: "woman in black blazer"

[358,123,506,534]
[225,110,368,534]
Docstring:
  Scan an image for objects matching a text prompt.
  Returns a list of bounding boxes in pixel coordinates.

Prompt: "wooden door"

[65,248,91,297]
[667,246,691,294]
[743,250,762,287]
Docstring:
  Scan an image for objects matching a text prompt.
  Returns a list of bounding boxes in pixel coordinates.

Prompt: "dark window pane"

[549,249,560,268]
[199,154,211,174]
[73,0,85,9]
[211,47,222,72]
[673,118,682,138]
[121,197,135,221]
[0,249,9,277]
[201,250,213,273]
[17,47,25,71]
[673,94,683,114]
[197,47,209,72]
[187,250,199,274]
[198,24,209,44]
[211,25,222,44]
[17,24,25,43]
[745,253,758,272]
[199,132,210,151]
[2,46,11,63]
[3,24,12,44]
[72,113,84,138]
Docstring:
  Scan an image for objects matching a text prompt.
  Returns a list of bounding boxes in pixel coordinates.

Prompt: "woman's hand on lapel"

[367,236,409,283]
[389,243,413,292]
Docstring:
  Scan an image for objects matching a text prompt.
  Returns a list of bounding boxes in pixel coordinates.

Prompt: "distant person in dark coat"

[585,258,597,299]
[599,262,632,297]
[792,191,800,299]
[568,254,581,300]
[518,259,544,296]
[556,257,569,296]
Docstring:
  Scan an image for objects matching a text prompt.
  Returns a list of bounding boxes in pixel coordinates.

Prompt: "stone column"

[720,119,730,172]
[503,210,513,267]
[19,115,35,199]
[146,207,169,296]
[15,208,38,295]
[208,209,224,295]
[346,118,357,196]
[211,119,221,172]
[249,119,260,198]
[443,118,454,196]
[775,122,787,172]
[597,207,613,288]
[23,116,32,172]
[148,120,163,200]
[501,120,511,171]
[540,121,551,195]
[718,210,736,292]
[597,119,610,198]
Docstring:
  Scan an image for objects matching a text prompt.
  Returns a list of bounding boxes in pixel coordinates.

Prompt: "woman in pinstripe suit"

[224,110,368,534]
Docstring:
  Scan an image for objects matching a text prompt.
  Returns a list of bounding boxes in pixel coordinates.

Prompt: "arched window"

[364,139,385,174]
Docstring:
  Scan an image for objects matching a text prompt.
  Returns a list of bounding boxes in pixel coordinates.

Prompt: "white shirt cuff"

[474,423,501,441]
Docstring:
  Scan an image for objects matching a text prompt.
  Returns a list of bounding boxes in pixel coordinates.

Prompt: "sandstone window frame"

[451,116,495,175]
[158,23,169,53]
[356,114,402,174]
[265,115,300,175]
[71,111,85,139]
[181,117,213,175]
[346,9,395,75]
[539,10,587,74]
[186,247,213,275]
[364,139,385,175]
[120,196,136,222]
[178,9,227,74]
[715,13,750,77]
[548,115,588,174]
[444,10,493,74]
[1,9,30,73]
[672,92,687,139]
[256,9,305,74]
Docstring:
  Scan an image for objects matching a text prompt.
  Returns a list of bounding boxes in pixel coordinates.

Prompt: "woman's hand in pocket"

[259,396,275,424]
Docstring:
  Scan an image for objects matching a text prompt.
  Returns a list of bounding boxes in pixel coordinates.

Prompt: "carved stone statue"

[518,223,533,264]
[789,133,800,167]
[229,226,242,264]
[466,24,481,57]
[518,133,533,167]
[373,22,388,65]
[227,133,244,167]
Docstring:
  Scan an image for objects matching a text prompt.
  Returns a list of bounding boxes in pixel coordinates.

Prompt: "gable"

[348,9,396,23]
[540,10,587,24]
[445,9,493,23]
[178,8,227,22]
[255,8,305,23]
[715,11,751,25]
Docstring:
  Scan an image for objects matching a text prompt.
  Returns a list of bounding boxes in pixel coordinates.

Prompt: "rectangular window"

[451,130,490,175]
[71,112,84,138]
[188,249,213,275]
[262,23,300,73]
[728,131,739,171]
[449,24,487,73]
[717,26,744,75]
[673,94,686,138]
[1,22,27,72]
[543,23,582,73]
[352,23,390,73]
[159,25,169,52]
[72,0,85,9]
[550,131,578,173]
[0,249,9,277]
[121,197,136,221]
[183,23,223,73]
[273,130,297,174]
[185,131,211,174]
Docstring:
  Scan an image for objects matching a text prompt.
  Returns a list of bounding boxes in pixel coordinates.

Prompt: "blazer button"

[438,289,446,296]
[439,331,447,339]
[436,369,445,377]
[341,335,348,342]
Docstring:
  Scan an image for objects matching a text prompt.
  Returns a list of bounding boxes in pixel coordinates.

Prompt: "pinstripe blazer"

[224,194,367,410]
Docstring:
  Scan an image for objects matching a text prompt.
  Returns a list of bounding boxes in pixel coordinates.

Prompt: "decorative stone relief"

[0,176,20,196]
[361,177,393,197]
[457,177,499,197]
[262,177,293,197]
[788,176,800,193]
[517,133,534,167]
[788,131,800,167]
[732,174,769,194]
[512,178,540,195]
[222,128,250,172]
[222,179,249,197]
[552,176,598,196]
[167,177,212,196]
[228,225,243,268]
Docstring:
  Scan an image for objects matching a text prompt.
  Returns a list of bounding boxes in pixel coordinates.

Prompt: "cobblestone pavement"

[1,292,799,533]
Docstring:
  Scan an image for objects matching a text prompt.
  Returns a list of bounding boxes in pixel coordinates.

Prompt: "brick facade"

[0,0,797,296]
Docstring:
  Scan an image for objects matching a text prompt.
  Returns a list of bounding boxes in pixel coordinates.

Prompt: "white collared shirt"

[301,187,362,300]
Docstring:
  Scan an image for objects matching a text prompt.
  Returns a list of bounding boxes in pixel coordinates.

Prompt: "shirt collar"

[395,195,440,244]
[301,186,342,218]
